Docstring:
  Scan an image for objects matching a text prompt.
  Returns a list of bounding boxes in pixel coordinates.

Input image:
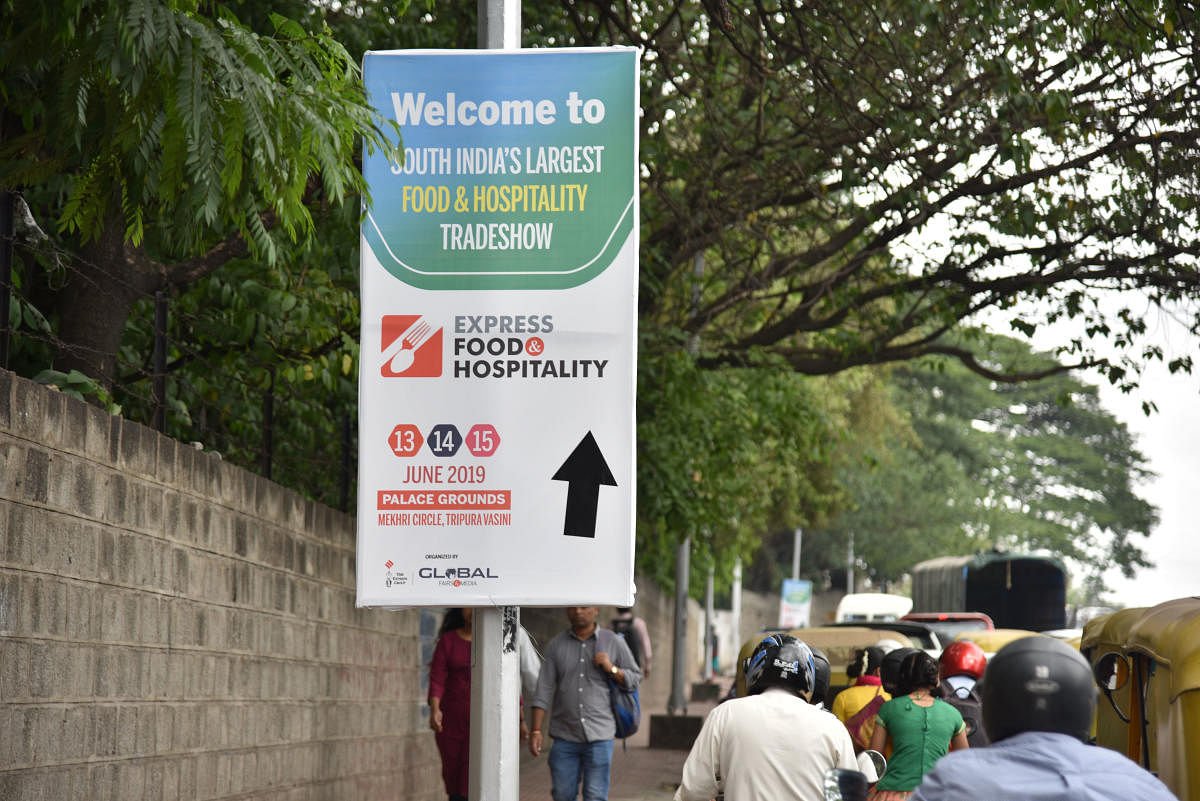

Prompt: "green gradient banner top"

[362,49,638,291]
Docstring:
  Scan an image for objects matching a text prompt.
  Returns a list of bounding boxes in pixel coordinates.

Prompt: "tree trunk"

[54,223,158,388]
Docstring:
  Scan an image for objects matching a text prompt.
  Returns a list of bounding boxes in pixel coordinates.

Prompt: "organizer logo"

[381,315,443,377]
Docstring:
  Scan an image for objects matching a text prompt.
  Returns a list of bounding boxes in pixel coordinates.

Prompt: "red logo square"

[381,315,442,377]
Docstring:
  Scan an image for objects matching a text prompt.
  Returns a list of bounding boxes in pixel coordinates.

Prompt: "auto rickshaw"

[952,627,1047,658]
[1081,598,1200,801]
[733,626,915,703]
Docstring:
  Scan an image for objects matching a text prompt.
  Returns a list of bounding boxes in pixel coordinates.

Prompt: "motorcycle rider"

[913,636,1177,801]
[674,634,857,801]
[810,646,832,709]
[879,646,919,696]
[936,640,989,747]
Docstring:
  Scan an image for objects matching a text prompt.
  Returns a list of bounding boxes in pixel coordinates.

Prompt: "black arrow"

[552,431,617,538]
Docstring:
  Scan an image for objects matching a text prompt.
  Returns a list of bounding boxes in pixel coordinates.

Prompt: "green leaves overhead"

[1,0,394,262]
[532,0,1200,388]
[634,334,844,589]
[816,333,1157,590]
[1,0,1168,585]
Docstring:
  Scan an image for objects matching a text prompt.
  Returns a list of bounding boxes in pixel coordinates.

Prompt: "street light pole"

[792,527,802,580]
[668,536,690,715]
[702,566,714,680]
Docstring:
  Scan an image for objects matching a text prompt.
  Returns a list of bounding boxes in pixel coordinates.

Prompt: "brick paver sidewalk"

[519,742,687,801]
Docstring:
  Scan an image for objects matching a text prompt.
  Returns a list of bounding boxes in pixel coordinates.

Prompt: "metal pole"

[731,558,742,656]
[469,606,521,801]
[478,0,520,48]
[702,565,714,680]
[471,7,521,801]
[792,527,802,580]
[668,536,690,715]
[673,250,703,708]
[847,531,855,595]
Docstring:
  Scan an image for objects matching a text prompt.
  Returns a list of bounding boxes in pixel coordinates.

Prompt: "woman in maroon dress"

[429,608,472,801]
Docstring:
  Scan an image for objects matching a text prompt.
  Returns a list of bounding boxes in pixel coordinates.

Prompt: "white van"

[835,592,913,623]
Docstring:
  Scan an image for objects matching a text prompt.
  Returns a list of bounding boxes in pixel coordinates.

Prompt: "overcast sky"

[1094,350,1200,608]
[1019,298,1199,610]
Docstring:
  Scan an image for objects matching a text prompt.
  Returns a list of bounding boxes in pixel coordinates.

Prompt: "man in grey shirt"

[529,606,641,801]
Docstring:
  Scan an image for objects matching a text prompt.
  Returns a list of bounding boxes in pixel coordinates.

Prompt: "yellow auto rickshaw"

[1082,597,1200,801]
[952,627,1048,658]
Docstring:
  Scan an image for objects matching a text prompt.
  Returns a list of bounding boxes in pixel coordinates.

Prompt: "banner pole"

[469,8,521,801]
[469,605,522,801]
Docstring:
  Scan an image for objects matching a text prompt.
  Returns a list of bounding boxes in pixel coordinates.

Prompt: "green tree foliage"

[0,0,1169,580]
[741,368,913,594]
[0,0,446,505]
[635,333,847,589]
[530,0,1200,388]
[805,333,1157,591]
[1,0,395,387]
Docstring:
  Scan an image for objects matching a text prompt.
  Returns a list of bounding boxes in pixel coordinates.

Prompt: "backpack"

[610,616,643,669]
[940,683,989,748]
[598,629,641,741]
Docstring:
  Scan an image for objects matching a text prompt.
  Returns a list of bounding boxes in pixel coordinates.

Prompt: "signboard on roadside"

[356,48,640,607]
[779,579,813,628]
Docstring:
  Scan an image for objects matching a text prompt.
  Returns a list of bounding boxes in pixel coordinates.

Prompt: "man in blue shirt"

[529,606,641,801]
[913,637,1176,801]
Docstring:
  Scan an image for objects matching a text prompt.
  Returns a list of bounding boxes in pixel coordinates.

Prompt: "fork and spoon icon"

[382,318,436,373]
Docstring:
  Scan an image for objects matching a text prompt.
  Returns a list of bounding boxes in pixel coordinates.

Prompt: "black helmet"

[981,636,1097,743]
[900,649,941,691]
[745,634,815,697]
[810,646,832,706]
[880,647,919,696]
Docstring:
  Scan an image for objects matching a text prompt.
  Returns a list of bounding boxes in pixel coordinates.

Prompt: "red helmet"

[940,640,987,680]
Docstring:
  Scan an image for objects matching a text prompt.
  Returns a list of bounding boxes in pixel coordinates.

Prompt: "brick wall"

[0,369,442,800]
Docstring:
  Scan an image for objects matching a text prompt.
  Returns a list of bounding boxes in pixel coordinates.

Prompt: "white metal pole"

[478,0,521,48]
[469,606,522,801]
[792,527,802,580]
[847,531,855,595]
[470,8,521,801]
[668,536,691,715]
[702,566,714,680]
[731,558,742,658]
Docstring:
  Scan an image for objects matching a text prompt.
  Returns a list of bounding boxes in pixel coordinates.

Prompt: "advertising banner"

[356,48,639,607]
[779,579,813,629]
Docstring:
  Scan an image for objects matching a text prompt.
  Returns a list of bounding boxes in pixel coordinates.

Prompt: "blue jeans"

[548,738,614,801]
